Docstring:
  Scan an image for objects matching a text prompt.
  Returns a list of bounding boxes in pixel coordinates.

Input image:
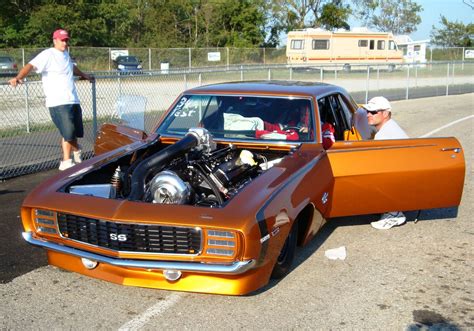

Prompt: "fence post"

[108,48,111,71]
[263,48,266,65]
[268,68,271,80]
[25,80,30,133]
[188,48,192,70]
[227,47,229,69]
[405,65,410,100]
[92,80,97,139]
[22,48,25,67]
[148,48,152,70]
[289,67,293,81]
[199,73,202,86]
[446,63,450,96]
[240,65,244,81]
[415,64,418,88]
[365,66,370,103]
[452,62,455,90]
[376,65,380,91]
[462,47,465,70]
[320,67,323,82]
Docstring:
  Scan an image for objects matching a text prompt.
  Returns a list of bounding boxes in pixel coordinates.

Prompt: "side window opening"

[312,39,330,50]
[291,39,304,50]
[369,40,375,50]
[377,40,385,50]
[358,40,368,47]
[389,40,396,50]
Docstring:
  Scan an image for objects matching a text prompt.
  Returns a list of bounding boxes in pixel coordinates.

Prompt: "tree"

[352,0,422,34]
[318,1,351,30]
[430,15,474,47]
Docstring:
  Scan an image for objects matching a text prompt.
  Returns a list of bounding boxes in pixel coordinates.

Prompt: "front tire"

[271,221,298,279]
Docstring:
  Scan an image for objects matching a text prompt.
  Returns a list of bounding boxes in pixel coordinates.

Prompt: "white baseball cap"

[362,96,391,112]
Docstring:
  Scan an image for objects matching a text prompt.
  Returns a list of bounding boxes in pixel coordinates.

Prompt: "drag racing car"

[20,81,465,295]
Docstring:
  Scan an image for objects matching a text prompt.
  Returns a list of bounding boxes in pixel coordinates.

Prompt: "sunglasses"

[366,110,382,115]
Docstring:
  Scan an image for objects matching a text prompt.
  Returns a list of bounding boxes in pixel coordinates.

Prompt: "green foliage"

[352,0,422,34]
[318,1,351,30]
[430,16,474,47]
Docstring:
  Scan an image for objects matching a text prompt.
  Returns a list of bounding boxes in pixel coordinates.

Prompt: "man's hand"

[8,77,23,87]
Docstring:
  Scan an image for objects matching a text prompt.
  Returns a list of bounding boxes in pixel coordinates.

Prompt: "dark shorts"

[49,104,84,141]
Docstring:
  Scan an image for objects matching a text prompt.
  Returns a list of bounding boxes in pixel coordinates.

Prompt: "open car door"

[323,137,465,218]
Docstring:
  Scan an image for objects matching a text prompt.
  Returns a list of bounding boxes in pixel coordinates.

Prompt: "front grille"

[57,213,201,255]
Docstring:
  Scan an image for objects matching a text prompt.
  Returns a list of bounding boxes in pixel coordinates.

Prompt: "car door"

[323,137,465,218]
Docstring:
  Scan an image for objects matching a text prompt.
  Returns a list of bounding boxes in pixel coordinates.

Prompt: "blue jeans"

[49,104,84,141]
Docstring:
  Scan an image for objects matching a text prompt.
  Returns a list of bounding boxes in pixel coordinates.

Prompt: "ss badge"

[110,233,127,242]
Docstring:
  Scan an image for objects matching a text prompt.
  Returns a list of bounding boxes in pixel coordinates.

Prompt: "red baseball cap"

[53,29,69,41]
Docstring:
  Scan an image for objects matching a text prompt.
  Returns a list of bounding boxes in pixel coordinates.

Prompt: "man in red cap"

[9,28,94,171]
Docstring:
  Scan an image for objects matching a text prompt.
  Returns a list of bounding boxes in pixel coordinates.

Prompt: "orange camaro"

[21,81,465,295]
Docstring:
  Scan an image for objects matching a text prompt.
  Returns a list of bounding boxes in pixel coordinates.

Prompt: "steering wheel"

[284,126,302,132]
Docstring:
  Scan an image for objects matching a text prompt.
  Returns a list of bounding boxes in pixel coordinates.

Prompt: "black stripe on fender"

[254,154,323,266]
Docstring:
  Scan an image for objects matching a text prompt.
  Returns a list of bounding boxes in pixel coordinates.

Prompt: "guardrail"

[1,61,473,180]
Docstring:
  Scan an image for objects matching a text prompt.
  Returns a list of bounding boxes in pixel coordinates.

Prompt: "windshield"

[117,56,139,64]
[157,95,315,142]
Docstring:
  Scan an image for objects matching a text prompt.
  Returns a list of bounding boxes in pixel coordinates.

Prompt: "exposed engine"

[67,128,286,207]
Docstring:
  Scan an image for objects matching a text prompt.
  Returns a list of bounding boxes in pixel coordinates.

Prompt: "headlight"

[34,209,58,234]
[205,230,238,257]
[137,64,142,69]
[118,64,125,69]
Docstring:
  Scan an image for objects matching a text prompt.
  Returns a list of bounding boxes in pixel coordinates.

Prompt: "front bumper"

[22,232,255,274]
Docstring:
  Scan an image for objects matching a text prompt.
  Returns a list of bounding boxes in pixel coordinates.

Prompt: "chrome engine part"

[66,128,286,207]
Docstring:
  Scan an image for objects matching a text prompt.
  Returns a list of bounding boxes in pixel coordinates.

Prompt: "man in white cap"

[363,96,409,229]
[9,28,94,171]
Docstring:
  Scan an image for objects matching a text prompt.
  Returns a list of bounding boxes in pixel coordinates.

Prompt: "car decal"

[254,153,323,265]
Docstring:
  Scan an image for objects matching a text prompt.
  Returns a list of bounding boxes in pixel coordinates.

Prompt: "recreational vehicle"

[286,28,403,71]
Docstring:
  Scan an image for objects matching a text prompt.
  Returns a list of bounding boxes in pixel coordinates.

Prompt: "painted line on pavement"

[420,115,474,138]
[118,293,182,331]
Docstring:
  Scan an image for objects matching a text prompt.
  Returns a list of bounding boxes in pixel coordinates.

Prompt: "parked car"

[113,55,143,73]
[0,56,18,77]
[20,81,465,295]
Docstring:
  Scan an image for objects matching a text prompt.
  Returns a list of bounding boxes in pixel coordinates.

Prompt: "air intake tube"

[128,128,215,201]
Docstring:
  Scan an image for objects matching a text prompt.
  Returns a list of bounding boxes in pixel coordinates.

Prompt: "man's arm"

[9,63,34,87]
[73,65,94,82]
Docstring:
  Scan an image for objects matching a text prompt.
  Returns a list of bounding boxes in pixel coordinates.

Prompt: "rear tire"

[271,221,298,279]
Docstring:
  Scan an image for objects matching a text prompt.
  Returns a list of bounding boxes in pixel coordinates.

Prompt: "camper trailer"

[286,28,403,71]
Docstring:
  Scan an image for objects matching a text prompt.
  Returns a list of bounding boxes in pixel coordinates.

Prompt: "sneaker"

[371,211,406,230]
[72,145,82,163]
[73,149,82,163]
[59,159,75,171]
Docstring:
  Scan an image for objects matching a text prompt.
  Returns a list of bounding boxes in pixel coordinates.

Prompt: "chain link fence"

[1,61,473,180]
[1,46,472,73]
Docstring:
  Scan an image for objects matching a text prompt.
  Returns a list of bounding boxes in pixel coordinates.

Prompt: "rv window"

[291,39,304,50]
[377,40,385,50]
[312,39,329,50]
[358,40,368,47]
[369,40,375,50]
[414,45,421,51]
[389,41,396,50]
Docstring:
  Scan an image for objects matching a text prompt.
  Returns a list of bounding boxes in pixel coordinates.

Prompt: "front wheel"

[271,221,298,279]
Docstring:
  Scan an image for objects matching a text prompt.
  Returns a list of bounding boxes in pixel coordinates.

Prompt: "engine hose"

[193,163,225,205]
[128,133,199,201]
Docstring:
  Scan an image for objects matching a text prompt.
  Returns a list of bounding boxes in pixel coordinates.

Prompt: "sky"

[349,0,473,41]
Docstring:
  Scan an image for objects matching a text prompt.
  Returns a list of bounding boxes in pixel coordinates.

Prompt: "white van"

[286,28,403,71]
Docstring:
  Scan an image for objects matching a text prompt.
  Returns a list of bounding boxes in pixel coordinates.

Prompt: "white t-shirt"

[30,48,79,108]
[375,118,409,140]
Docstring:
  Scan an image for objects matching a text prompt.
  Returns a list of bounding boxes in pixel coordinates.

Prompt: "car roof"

[185,80,347,98]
